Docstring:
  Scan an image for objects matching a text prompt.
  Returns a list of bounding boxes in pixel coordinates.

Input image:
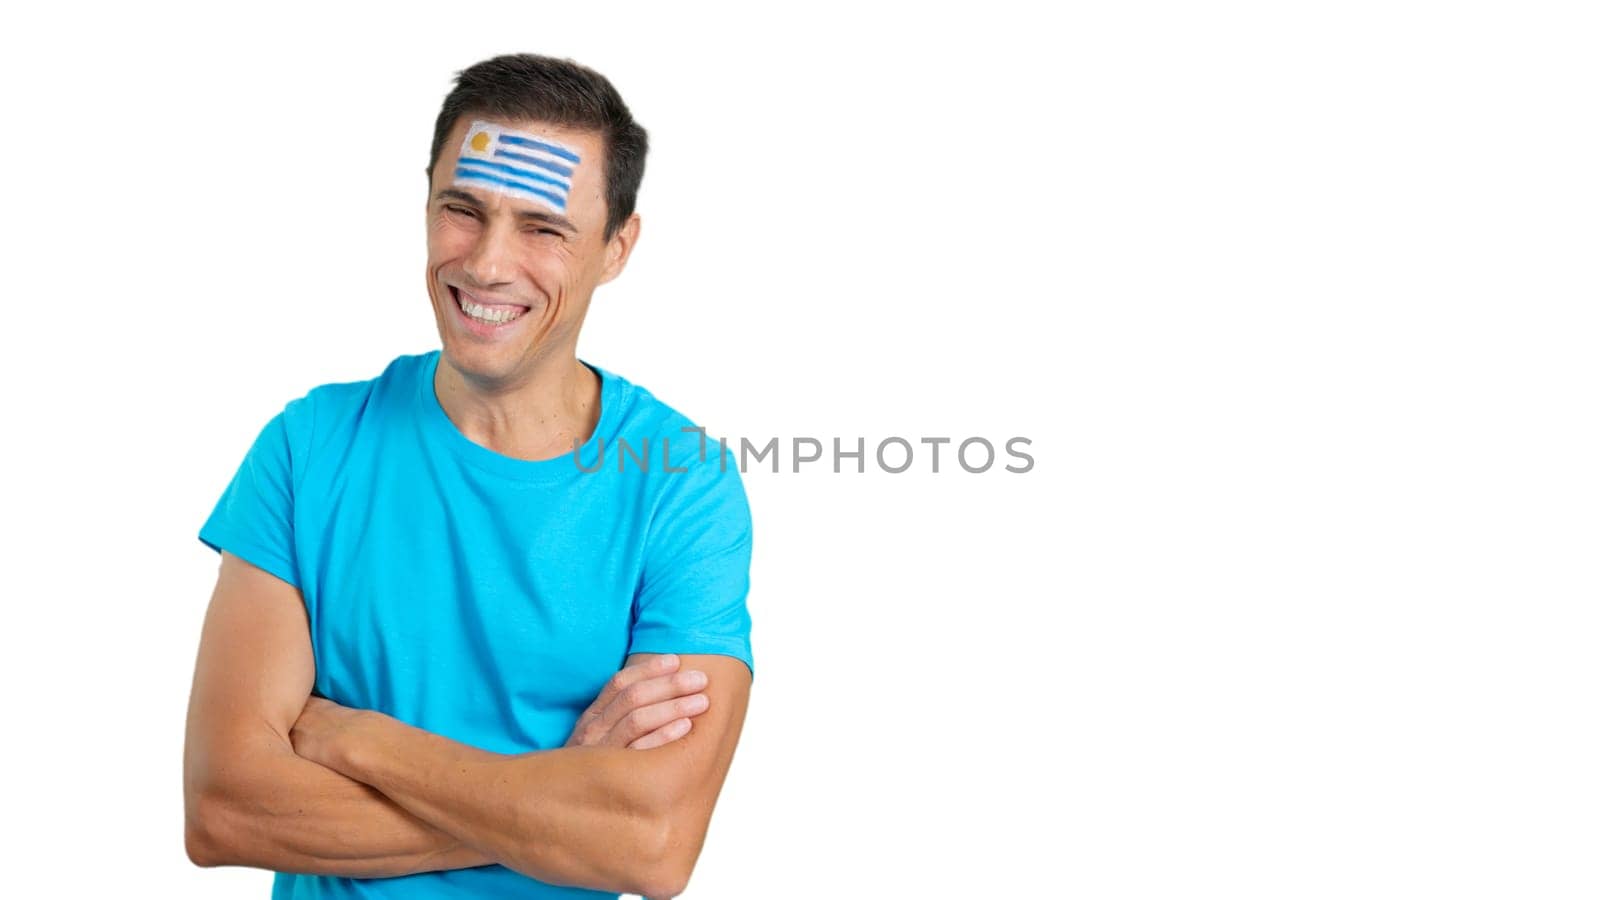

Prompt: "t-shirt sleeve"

[628,441,756,681]
[197,396,311,589]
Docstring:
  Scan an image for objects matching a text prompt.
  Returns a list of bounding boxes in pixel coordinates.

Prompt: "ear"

[597,212,642,286]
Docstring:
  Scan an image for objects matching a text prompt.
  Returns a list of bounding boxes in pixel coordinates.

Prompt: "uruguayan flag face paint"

[452,119,583,215]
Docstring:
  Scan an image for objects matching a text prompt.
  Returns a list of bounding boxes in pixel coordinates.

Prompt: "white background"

[2,2,1596,897]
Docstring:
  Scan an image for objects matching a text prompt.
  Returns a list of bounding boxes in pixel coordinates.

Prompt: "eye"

[445,204,478,218]
[526,227,562,237]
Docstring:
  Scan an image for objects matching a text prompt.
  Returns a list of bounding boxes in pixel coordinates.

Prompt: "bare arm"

[183,551,496,877]
[293,652,753,898]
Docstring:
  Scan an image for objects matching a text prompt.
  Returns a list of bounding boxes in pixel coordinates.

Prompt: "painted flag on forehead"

[453,119,583,214]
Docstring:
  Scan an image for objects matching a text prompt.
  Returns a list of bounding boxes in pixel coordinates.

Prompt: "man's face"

[425,115,634,387]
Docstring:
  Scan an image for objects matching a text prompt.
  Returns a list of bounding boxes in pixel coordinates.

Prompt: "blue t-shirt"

[198,349,754,899]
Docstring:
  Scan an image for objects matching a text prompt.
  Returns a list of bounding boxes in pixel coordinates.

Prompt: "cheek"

[525,245,577,284]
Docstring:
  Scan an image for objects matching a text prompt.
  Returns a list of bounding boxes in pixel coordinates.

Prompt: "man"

[183,54,755,900]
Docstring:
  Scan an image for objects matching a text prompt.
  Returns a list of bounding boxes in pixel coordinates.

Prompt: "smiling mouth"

[450,286,531,326]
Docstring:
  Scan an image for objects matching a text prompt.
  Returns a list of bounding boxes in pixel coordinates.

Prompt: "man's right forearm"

[187,729,498,878]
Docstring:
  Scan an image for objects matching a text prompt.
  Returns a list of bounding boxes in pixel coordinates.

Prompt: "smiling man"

[183,54,755,900]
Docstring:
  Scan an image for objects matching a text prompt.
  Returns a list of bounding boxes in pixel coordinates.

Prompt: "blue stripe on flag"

[497,133,582,163]
[457,157,570,191]
[492,148,574,179]
[453,167,566,209]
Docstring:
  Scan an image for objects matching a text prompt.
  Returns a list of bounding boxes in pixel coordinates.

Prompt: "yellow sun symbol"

[470,131,491,152]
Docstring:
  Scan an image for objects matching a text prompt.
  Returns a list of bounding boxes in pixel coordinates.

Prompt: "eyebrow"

[434,188,579,234]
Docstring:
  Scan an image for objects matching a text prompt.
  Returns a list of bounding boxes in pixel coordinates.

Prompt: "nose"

[461,216,517,288]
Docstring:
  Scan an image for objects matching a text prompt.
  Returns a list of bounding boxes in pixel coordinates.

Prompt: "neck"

[433,351,601,462]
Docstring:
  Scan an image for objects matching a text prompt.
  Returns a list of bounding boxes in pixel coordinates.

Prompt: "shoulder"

[597,367,751,538]
[278,350,433,462]
[600,366,742,479]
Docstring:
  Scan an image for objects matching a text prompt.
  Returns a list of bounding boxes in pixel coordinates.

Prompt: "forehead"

[437,115,605,224]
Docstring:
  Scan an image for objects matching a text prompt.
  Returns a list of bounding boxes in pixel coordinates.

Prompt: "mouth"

[449,285,532,330]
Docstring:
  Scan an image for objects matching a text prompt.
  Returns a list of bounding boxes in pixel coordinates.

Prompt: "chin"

[442,334,534,386]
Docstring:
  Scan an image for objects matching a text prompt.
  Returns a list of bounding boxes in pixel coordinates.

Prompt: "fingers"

[594,654,681,714]
[610,691,710,748]
[568,655,714,749]
[567,654,680,747]
[627,716,695,750]
[593,667,709,742]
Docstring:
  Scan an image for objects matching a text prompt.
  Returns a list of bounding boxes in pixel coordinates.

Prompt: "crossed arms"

[183,551,752,899]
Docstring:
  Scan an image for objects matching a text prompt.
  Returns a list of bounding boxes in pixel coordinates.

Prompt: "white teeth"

[456,291,526,325]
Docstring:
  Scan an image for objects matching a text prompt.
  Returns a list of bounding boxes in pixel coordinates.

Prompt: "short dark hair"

[427,54,648,242]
